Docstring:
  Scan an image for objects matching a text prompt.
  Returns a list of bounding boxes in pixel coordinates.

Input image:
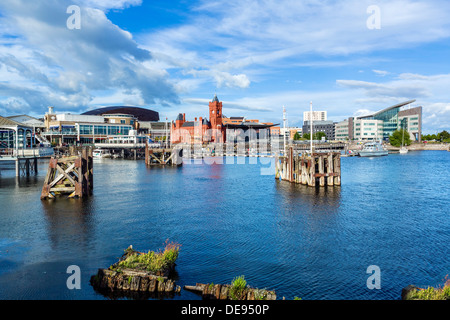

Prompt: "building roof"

[176,113,184,121]
[181,121,195,127]
[358,100,416,119]
[7,115,45,126]
[82,106,159,122]
[0,115,30,128]
[212,94,219,102]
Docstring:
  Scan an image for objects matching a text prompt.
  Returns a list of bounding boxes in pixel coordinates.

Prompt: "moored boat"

[93,149,111,158]
[358,141,388,157]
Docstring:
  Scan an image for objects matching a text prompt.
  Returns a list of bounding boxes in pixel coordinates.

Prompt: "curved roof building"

[82,106,159,122]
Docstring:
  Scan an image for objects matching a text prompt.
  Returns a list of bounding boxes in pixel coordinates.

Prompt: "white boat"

[93,149,111,158]
[399,147,408,154]
[358,141,389,157]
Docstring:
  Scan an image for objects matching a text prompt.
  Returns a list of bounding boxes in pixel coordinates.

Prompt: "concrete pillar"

[15,159,19,177]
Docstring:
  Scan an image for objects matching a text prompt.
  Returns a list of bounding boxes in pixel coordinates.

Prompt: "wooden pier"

[275,146,341,187]
[144,141,182,166]
[40,147,93,199]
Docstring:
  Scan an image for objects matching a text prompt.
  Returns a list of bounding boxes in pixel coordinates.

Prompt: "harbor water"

[0,151,449,300]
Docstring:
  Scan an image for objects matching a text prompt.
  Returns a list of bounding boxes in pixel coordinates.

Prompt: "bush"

[113,240,181,274]
[405,277,450,300]
[229,275,247,300]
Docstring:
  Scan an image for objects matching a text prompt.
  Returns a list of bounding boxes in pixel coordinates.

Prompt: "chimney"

[183,113,186,122]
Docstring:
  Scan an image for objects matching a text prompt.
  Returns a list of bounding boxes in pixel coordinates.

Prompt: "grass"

[405,277,450,300]
[111,240,181,274]
[228,275,248,300]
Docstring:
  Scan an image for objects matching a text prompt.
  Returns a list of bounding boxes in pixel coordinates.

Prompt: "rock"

[401,285,419,300]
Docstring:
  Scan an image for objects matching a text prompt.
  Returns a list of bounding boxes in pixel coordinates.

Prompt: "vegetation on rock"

[111,240,181,274]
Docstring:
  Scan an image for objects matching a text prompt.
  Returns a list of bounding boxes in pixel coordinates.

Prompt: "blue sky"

[1,0,450,133]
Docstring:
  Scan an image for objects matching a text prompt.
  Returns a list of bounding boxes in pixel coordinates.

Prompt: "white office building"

[303,110,327,122]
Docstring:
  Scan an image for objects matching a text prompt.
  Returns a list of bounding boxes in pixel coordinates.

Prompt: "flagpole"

[310,101,313,154]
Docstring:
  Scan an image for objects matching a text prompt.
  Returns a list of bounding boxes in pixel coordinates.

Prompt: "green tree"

[293,132,301,140]
[302,133,310,139]
[389,129,411,147]
[437,130,450,141]
[314,132,327,140]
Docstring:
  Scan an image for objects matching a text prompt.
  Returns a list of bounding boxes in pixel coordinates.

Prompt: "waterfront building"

[353,119,384,141]
[335,119,349,141]
[0,116,35,151]
[302,120,336,141]
[355,100,421,141]
[398,107,422,142]
[42,106,159,145]
[334,100,422,142]
[171,94,278,144]
[6,115,46,133]
[171,94,225,144]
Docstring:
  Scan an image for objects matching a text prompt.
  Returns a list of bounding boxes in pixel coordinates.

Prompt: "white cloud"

[373,70,390,77]
[0,0,179,115]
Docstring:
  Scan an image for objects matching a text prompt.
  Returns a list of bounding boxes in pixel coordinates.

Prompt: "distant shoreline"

[347,142,449,151]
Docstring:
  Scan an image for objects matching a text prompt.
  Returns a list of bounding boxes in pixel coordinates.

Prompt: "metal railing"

[0,147,54,158]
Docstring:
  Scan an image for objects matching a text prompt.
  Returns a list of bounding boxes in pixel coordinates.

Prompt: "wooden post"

[318,155,324,187]
[327,153,334,186]
[334,154,341,186]
[309,157,315,187]
[289,147,294,183]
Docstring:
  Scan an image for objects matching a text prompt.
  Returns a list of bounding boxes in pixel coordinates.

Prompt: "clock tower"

[209,94,224,142]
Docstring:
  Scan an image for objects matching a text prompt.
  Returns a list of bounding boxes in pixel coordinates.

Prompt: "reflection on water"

[41,198,95,252]
[0,152,449,300]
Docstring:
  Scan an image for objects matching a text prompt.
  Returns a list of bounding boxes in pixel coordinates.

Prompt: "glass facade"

[78,124,131,136]
[374,107,399,139]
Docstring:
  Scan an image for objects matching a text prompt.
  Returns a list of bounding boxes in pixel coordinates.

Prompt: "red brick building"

[171,94,226,144]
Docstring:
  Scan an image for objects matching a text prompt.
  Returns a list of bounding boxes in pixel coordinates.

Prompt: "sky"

[1,0,450,133]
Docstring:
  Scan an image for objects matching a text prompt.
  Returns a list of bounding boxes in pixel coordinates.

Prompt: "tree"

[314,132,326,140]
[437,130,450,141]
[293,132,301,140]
[389,129,411,147]
[303,133,310,139]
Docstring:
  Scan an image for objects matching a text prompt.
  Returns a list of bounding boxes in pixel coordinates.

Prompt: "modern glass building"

[354,100,421,141]
[335,100,422,142]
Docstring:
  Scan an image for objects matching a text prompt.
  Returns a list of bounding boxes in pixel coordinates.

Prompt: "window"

[108,126,119,135]
[94,125,107,135]
[79,125,93,135]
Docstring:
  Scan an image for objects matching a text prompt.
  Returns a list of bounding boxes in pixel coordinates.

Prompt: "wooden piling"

[145,141,182,167]
[40,146,93,199]
[275,146,341,187]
